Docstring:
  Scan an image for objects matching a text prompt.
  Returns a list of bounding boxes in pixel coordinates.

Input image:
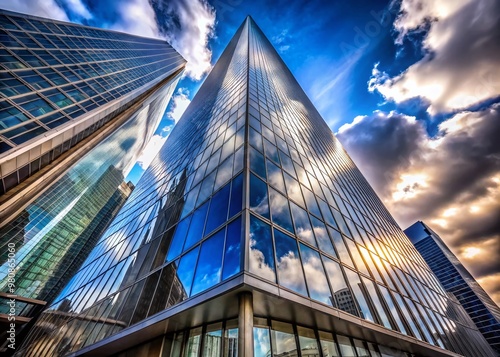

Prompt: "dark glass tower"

[19,17,495,357]
[405,221,500,355]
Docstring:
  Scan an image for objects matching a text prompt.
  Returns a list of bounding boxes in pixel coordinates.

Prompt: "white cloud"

[167,88,191,123]
[111,0,160,39]
[1,0,69,21]
[135,133,168,170]
[369,0,500,115]
[63,0,92,20]
[153,0,216,80]
[337,104,500,303]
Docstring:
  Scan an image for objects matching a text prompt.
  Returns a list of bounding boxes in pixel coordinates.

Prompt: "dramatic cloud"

[63,0,92,20]
[1,0,69,21]
[111,0,160,39]
[369,0,500,115]
[151,0,216,80]
[167,88,191,123]
[136,133,168,170]
[337,105,500,304]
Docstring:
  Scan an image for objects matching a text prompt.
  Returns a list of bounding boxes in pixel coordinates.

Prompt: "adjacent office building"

[0,9,185,352]
[18,17,495,357]
[405,221,500,355]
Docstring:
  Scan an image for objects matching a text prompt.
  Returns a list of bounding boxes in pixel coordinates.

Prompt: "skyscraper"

[405,221,500,355]
[0,9,185,351]
[18,16,495,357]
[0,9,185,219]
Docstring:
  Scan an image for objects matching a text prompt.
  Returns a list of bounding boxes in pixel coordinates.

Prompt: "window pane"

[310,216,335,257]
[266,159,285,193]
[249,215,275,282]
[329,228,353,267]
[185,327,202,357]
[166,216,191,262]
[205,183,230,235]
[297,326,320,357]
[271,321,297,357]
[224,327,238,357]
[191,229,225,296]
[362,277,392,329]
[302,187,321,217]
[183,201,209,251]
[318,331,339,357]
[344,269,375,322]
[249,174,269,219]
[379,285,407,334]
[274,229,307,295]
[223,216,241,280]
[337,335,356,357]
[177,247,200,299]
[269,188,294,233]
[250,146,266,179]
[254,327,271,357]
[322,256,358,316]
[299,244,332,305]
[202,324,222,357]
[229,173,243,218]
[290,202,316,247]
[353,339,370,357]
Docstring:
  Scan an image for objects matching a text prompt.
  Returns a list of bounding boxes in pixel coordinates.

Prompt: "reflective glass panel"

[249,174,270,219]
[177,247,200,298]
[319,331,340,357]
[299,243,332,305]
[271,321,297,357]
[222,217,241,280]
[183,202,209,251]
[310,216,335,257]
[274,229,307,295]
[254,327,271,357]
[191,229,225,296]
[249,215,276,282]
[269,188,294,233]
[290,202,317,247]
[298,326,320,357]
[205,183,230,235]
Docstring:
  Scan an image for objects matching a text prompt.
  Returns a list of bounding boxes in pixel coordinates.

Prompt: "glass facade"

[18,16,495,357]
[405,221,500,355]
[0,78,179,308]
[0,9,186,194]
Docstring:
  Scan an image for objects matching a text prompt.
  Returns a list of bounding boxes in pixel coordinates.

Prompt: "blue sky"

[4,0,499,303]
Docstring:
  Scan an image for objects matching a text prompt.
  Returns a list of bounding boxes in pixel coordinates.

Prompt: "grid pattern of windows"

[0,10,186,193]
[19,17,494,357]
[0,78,178,316]
[243,18,493,357]
[405,221,500,355]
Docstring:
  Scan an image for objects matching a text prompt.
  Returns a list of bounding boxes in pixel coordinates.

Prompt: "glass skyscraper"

[18,16,495,357]
[0,9,185,218]
[405,221,500,355]
[0,9,185,351]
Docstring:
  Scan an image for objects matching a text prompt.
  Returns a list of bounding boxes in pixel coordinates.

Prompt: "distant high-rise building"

[19,16,495,357]
[405,221,500,355]
[0,9,185,352]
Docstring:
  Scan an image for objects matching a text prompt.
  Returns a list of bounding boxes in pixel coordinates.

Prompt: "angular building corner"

[405,221,500,355]
[16,16,496,357]
[0,9,186,352]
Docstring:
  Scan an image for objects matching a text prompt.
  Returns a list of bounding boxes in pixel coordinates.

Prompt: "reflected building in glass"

[0,9,185,220]
[405,221,500,355]
[0,9,185,351]
[18,16,496,357]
